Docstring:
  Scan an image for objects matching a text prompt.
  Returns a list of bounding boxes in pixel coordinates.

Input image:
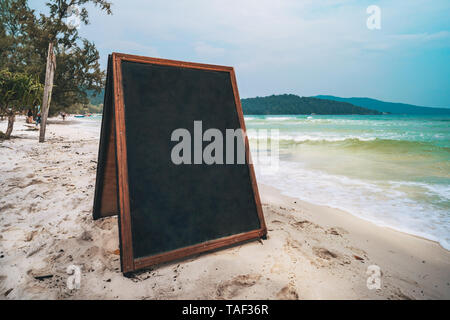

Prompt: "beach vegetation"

[0,69,43,139]
[0,0,111,120]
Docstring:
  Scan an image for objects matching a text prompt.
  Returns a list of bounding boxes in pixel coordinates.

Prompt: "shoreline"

[1,117,449,299]
[258,184,450,299]
[266,184,449,252]
[261,183,449,252]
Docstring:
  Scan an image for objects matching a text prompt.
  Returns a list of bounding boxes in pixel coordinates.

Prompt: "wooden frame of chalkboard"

[93,52,267,273]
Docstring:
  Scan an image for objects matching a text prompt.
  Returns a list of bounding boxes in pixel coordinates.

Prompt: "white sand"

[1,116,449,299]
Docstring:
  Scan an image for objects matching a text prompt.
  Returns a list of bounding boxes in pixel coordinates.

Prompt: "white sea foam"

[264,116,293,121]
[249,115,450,249]
[255,158,450,250]
[247,133,377,142]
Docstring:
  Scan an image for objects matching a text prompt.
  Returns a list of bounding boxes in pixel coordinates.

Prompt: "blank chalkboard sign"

[93,53,266,273]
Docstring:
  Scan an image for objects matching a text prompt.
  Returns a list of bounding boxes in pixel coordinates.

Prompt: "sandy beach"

[1,116,449,300]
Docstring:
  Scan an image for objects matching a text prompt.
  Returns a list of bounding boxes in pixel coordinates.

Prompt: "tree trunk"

[5,113,15,139]
[39,42,56,143]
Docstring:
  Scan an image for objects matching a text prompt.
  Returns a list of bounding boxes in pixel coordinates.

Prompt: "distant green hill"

[314,95,450,115]
[87,89,105,106]
[93,90,450,116]
[241,94,381,115]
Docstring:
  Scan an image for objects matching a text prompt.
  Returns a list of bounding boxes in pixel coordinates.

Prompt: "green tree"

[50,39,105,113]
[0,69,43,139]
[0,0,40,75]
[36,0,112,105]
[0,0,112,139]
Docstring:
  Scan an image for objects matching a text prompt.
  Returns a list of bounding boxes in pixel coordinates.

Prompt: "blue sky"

[29,0,450,107]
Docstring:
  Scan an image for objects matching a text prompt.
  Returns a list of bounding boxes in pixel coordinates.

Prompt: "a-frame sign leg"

[93,56,119,220]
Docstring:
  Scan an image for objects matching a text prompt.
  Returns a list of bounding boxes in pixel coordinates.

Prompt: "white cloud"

[194,42,225,58]
[39,0,449,106]
[99,40,159,58]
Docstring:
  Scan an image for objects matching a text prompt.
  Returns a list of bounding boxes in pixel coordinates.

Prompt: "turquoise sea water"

[245,115,450,250]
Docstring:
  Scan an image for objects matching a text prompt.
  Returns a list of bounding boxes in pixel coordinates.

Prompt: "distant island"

[241,94,381,115]
[314,95,450,115]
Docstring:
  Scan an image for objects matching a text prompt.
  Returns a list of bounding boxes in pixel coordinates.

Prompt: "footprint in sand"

[216,274,261,299]
[326,227,348,236]
[95,217,116,231]
[276,284,299,300]
[312,247,338,260]
[291,219,322,231]
[0,203,15,212]
[22,179,44,188]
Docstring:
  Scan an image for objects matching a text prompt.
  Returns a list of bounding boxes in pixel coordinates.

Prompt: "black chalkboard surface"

[93,53,266,273]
